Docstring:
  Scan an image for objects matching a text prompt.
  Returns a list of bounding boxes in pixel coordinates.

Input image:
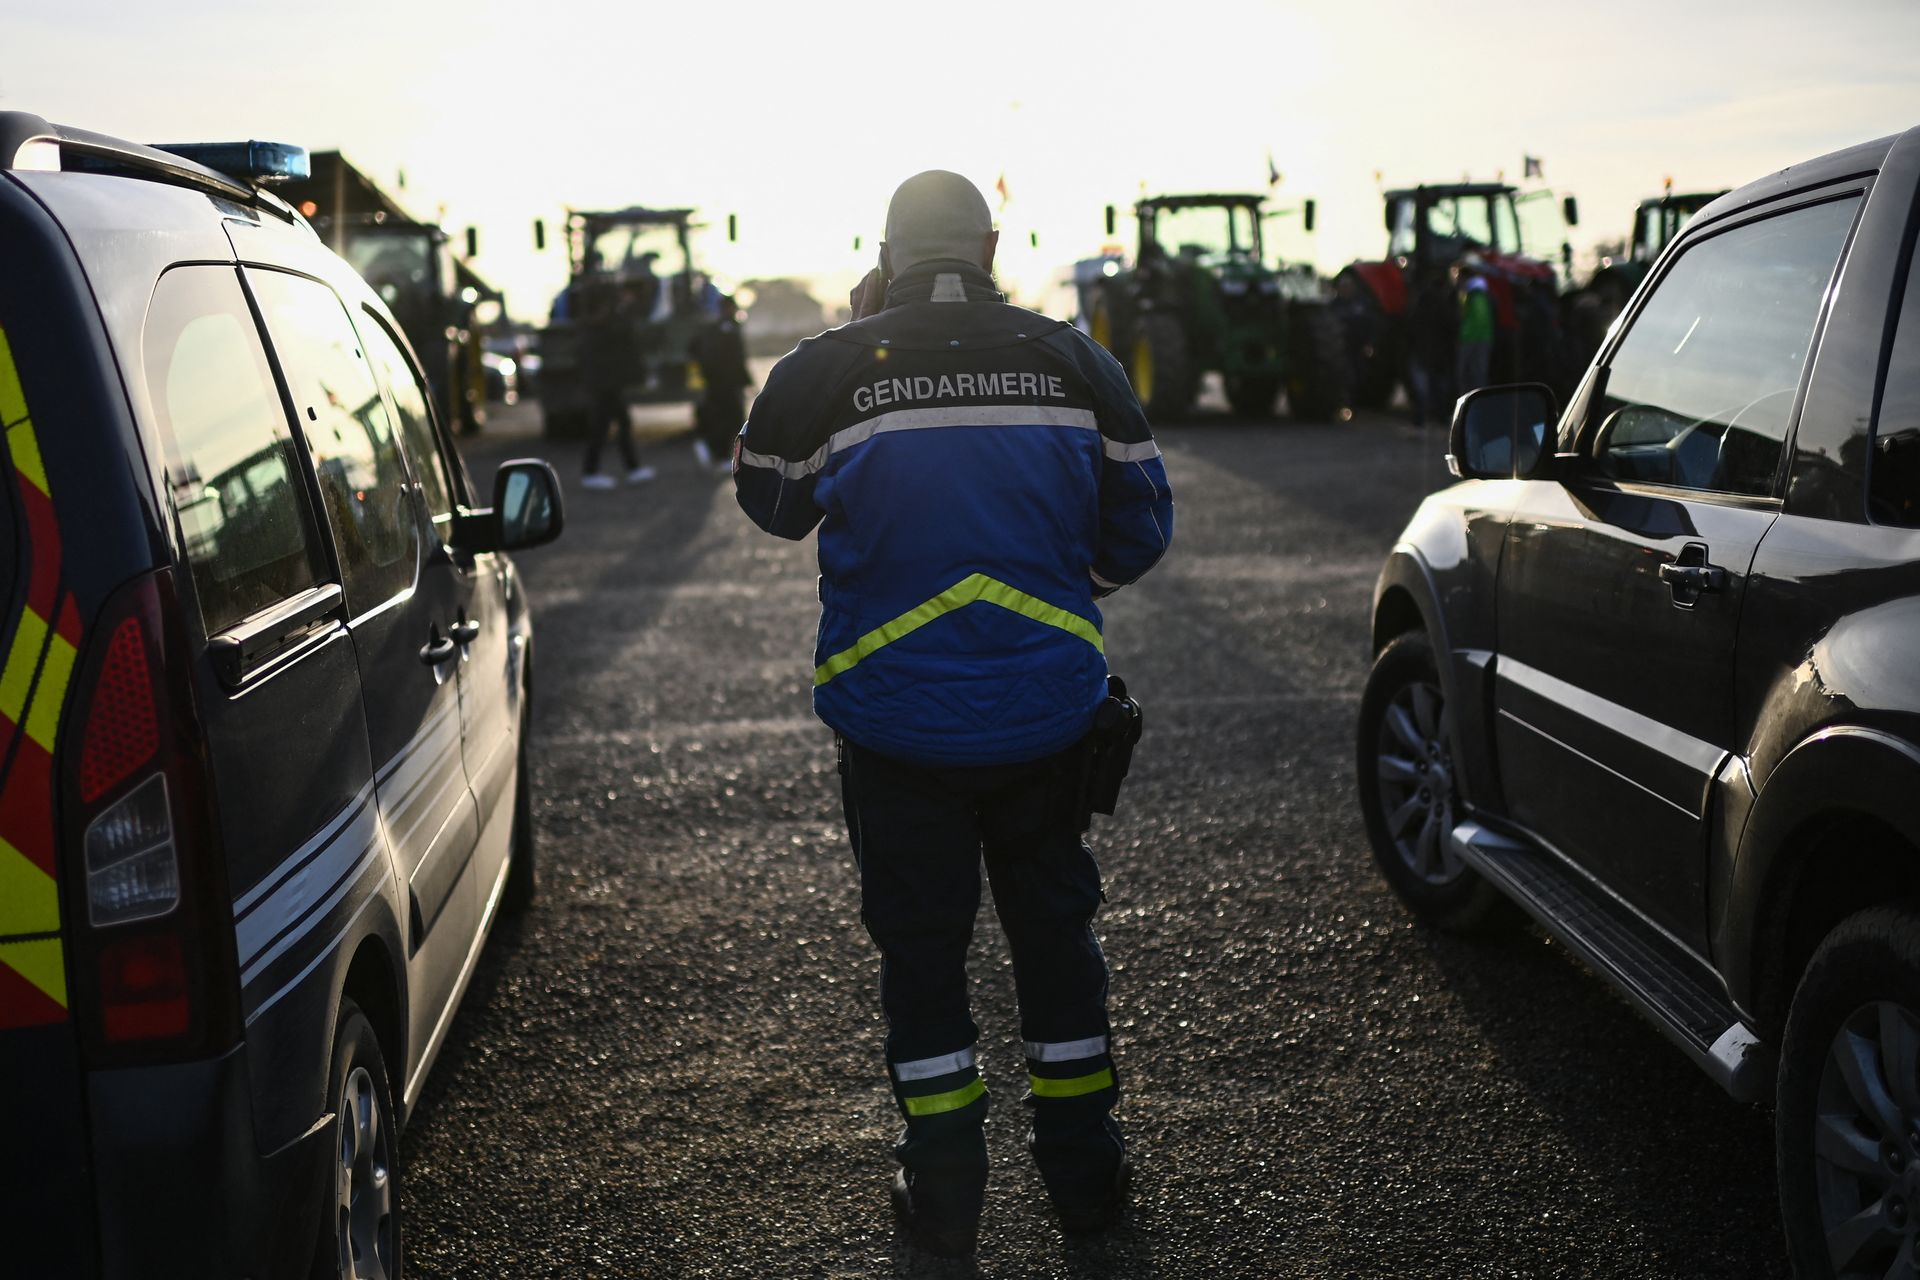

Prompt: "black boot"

[891,1168,979,1258]
[1051,1156,1132,1233]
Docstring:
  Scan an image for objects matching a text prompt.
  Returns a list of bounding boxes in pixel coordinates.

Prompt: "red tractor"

[1332,182,1578,414]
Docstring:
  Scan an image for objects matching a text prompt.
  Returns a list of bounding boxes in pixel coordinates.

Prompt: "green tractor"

[1075,193,1348,421]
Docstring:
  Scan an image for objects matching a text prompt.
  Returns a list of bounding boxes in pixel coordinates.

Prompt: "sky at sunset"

[6,0,1919,322]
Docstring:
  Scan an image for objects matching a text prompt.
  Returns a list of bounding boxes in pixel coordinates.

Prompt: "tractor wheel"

[1131,314,1195,420]
[1086,292,1119,356]
[1286,305,1352,423]
[1332,275,1395,410]
[1225,375,1281,418]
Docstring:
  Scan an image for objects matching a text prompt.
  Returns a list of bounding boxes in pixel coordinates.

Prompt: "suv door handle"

[449,619,481,644]
[1657,563,1727,591]
[419,634,457,665]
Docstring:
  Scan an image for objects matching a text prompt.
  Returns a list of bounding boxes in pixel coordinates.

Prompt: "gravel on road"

[406,404,1787,1278]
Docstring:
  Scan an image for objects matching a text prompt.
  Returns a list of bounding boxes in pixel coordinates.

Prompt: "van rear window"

[143,267,324,634]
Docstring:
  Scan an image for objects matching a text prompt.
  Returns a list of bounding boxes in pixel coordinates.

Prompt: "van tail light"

[63,568,238,1064]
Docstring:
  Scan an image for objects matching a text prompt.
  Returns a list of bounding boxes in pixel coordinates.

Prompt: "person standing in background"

[579,285,655,490]
[690,295,751,473]
[1455,258,1494,399]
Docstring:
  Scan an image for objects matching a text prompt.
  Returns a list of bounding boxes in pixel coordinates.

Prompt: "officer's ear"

[982,230,999,273]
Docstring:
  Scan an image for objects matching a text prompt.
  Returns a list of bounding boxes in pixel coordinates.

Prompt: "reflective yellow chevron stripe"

[0,605,46,724]
[813,573,1103,687]
[902,1077,988,1117]
[7,418,47,494]
[1028,1068,1115,1099]
[22,624,75,754]
[0,327,25,428]
[0,838,59,936]
[0,938,66,1008]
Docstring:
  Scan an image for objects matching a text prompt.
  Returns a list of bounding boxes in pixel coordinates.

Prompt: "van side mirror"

[1563,195,1580,228]
[1104,204,1116,238]
[1303,199,1316,233]
[1448,383,1559,480]
[452,459,566,553]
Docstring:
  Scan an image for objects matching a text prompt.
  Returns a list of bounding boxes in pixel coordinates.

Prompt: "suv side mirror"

[1448,383,1559,480]
[452,459,566,553]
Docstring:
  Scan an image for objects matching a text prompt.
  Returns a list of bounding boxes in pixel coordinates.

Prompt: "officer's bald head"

[883,170,997,276]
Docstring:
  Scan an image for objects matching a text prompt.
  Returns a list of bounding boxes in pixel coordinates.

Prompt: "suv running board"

[1450,820,1768,1102]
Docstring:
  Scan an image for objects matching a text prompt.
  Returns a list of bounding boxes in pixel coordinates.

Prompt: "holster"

[1072,675,1144,833]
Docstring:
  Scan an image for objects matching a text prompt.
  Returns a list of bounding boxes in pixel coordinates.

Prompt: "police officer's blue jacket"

[734,258,1174,768]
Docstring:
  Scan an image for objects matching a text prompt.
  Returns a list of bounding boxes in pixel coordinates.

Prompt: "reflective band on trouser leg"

[904,1076,988,1117]
[1028,1068,1115,1099]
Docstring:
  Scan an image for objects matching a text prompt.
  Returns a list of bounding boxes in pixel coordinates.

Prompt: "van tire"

[312,998,403,1280]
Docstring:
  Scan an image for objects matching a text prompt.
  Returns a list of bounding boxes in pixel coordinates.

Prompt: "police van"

[0,113,563,1277]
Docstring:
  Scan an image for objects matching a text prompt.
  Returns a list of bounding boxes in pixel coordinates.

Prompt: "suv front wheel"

[1356,631,1507,932]
[1779,906,1920,1279]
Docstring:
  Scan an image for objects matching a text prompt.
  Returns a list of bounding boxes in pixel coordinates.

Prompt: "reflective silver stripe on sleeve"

[1024,1035,1109,1063]
[736,443,827,480]
[892,1047,977,1081]
[1102,438,1161,462]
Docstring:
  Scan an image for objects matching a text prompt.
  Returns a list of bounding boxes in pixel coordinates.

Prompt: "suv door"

[1494,192,1862,951]
[246,268,480,1089]
[356,309,520,913]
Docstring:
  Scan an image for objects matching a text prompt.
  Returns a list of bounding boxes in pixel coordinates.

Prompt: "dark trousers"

[839,737,1124,1226]
[583,388,638,475]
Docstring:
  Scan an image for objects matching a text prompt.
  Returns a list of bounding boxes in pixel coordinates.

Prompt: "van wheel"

[1778,906,1920,1280]
[502,698,537,914]
[1356,632,1508,932]
[313,999,402,1280]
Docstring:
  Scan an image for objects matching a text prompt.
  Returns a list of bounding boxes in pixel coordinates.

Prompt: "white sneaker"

[626,465,657,484]
[580,473,616,490]
[692,438,714,468]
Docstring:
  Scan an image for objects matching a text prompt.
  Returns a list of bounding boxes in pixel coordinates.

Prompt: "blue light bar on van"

[153,140,310,185]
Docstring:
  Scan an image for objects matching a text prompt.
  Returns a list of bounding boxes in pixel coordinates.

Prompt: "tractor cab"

[1630,190,1725,263]
[1076,191,1346,421]
[538,206,735,438]
[1385,183,1525,267]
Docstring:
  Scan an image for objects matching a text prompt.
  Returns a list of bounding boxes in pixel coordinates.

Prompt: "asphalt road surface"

[409,396,1787,1278]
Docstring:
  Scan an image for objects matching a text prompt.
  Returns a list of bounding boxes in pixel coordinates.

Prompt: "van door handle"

[449,620,480,644]
[419,634,457,665]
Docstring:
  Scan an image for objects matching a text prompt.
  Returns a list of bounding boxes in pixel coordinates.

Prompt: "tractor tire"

[1225,375,1281,418]
[1286,305,1351,423]
[1085,291,1120,357]
[1131,314,1196,421]
[1333,274,1396,410]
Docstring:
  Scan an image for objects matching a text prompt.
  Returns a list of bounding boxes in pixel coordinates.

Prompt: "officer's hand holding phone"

[849,254,888,321]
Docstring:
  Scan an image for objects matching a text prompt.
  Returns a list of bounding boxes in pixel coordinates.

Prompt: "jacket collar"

[883,258,1004,308]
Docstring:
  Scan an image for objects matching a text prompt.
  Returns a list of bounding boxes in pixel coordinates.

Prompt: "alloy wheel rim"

[1373,677,1464,885]
[335,1064,396,1280]
[1813,1000,1920,1277]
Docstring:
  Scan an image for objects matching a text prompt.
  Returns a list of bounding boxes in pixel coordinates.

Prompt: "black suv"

[0,115,563,1277]
[1360,126,1920,1276]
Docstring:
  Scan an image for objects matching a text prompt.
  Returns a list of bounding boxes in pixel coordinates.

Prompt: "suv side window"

[1590,196,1858,498]
[1870,243,1920,526]
[246,269,418,614]
[142,266,324,634]
[357,311,455,537]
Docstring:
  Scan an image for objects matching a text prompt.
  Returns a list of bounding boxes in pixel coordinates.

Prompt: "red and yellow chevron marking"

[0,322,79,1030]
